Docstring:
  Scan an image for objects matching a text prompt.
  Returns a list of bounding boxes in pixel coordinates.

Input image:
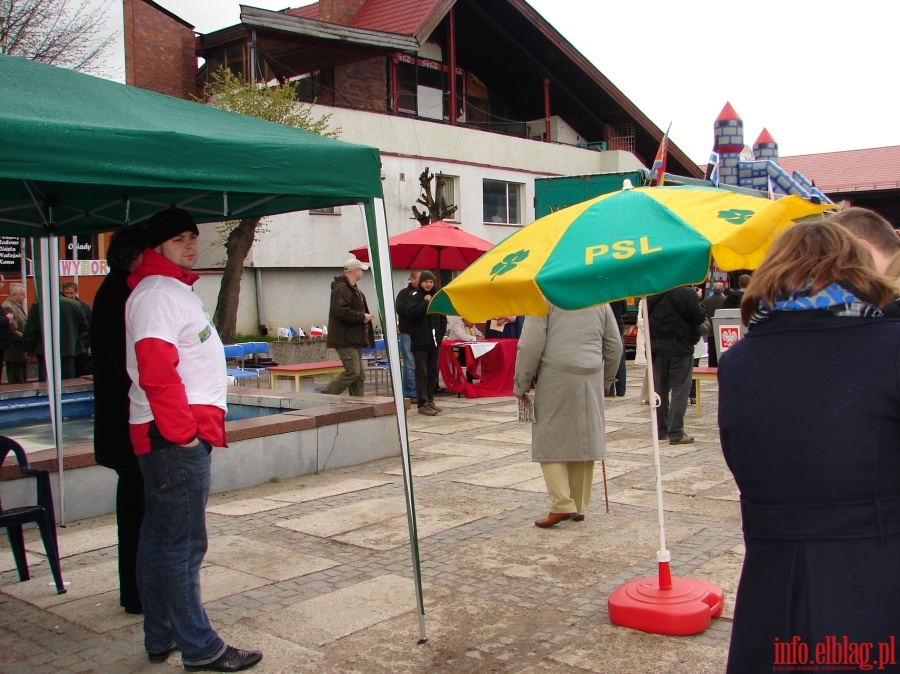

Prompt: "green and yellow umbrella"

[430,185,834,320]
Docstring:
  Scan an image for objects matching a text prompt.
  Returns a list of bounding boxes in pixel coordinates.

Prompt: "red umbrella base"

[608,574,725,636]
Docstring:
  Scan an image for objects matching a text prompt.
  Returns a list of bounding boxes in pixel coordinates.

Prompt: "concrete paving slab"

[206,536,339,582]
[333,495,521,550]
[609,487,741,521]
[0,559,117,608]
[250,574,416,647]
[661,465,736,496]
[25,524,117,558]
[47,589,142,633]
[417,441,525,460]
[548,622,727,673]
[447,515,703,591]
[697,480,740,501]
[264,478,391,504]
[691,550,744,620]
[200,565,272,602]
[411,418,512,435]
[217,622,326,674]
[384,454,483,477]
[330,589,566,672]
[206,498,292,516]
[472,425,534,445]
[276,497,407,538]
[453,461,541,488]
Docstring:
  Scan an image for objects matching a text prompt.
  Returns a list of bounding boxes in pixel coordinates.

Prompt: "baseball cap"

[344,258,370,271]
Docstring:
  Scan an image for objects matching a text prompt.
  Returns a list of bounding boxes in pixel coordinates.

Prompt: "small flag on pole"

[649,123,671,187]
[705,151,719,187]
[296,326,306,340]
[276,326,292,340]
[310,325,324,338]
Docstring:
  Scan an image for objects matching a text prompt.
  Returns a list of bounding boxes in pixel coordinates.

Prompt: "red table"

[439,339,518,398]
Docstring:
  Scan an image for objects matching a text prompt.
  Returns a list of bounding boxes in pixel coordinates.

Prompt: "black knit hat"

[418,270,436,283]
[145,207,199,249]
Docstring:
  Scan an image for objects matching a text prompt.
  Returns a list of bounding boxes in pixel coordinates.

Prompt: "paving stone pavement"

[0,364,741,673]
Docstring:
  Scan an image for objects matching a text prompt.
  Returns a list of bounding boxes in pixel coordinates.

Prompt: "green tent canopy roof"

[0,54,384,236]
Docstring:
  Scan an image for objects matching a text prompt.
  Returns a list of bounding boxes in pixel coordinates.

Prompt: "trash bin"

[711,308,746,360]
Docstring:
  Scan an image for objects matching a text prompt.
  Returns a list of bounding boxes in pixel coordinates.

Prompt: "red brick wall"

[334,58,388,113]
[318,0,366,24]
[123,0,196,100]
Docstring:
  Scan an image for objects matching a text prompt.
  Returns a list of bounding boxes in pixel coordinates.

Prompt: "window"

[310,206,340,215]
[394,54,465,121]
[483,180,522,225]
[436,174,458,220]
[288,72,322,103]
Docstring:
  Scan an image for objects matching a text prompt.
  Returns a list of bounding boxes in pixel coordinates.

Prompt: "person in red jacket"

[125,207,262,672]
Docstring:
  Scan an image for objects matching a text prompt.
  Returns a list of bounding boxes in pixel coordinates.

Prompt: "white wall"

[195,106,647,335]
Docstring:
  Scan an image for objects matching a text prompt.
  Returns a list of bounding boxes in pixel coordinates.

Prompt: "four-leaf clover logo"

[491,250,529,279]
[717,209,755,224]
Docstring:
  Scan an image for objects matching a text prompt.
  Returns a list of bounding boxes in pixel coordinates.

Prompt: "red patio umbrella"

[349,220,494,271]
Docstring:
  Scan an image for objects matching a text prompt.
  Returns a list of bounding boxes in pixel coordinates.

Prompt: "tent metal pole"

[38,234,66,524]
[362,198,427,643]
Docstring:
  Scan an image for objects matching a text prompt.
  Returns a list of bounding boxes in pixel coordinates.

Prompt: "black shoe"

[123,603,143,615]
[184,646,263,672]
[147,643,177,664]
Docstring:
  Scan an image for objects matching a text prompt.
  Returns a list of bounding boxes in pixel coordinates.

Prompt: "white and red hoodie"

[125,248,227,456]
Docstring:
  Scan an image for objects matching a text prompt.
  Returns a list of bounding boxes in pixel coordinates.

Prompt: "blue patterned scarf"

[749,282,884,326]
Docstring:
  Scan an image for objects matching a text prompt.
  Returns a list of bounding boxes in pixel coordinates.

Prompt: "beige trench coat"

[513,300,622,462]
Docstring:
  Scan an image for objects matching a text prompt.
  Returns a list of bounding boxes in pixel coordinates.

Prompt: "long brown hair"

[741,220,900,324]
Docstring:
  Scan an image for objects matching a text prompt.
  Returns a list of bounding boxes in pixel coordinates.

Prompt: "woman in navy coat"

[718,220,900,673]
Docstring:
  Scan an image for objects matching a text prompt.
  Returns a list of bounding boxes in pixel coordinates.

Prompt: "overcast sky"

[104,0,899,164]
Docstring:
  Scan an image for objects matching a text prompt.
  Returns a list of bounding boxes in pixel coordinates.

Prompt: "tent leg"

[362,199,427,642]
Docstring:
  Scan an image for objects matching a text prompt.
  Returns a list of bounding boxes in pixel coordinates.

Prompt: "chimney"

[318,0,367,24]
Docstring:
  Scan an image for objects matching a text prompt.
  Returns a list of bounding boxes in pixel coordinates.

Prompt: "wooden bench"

[267,361,344,392]
[692,366,718,417]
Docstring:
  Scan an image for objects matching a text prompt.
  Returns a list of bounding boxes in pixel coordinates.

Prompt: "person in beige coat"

[514,300,622,527]
[3,282,29,384]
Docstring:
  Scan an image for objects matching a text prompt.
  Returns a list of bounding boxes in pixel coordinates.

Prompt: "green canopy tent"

[0,54,426,640]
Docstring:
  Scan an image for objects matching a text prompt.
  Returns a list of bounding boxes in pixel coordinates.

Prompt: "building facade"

[124,0,702,333]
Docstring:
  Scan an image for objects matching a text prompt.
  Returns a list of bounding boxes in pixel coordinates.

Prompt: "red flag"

[649,123,671,187]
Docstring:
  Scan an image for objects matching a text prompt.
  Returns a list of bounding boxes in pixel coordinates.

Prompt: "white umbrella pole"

[38,235,66,525]
[640,297,670,588]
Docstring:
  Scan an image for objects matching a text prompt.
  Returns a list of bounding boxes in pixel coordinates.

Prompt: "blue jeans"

[136,440,226,666]
[652,353,693,441]
[399,333,416,397]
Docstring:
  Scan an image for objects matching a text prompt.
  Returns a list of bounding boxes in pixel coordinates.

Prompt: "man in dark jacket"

[22,292,89,381]
[648,286,706,444]
[395,270,420,399]
[322,258,375,397]
[406,270,447,415]
[722,274,750,309]
[702,282,727,367]
[91,226,148,615]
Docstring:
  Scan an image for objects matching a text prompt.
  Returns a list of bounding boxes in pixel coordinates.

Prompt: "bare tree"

[199,67,339,344]
[411,167,458,226]
[0,0,117,74]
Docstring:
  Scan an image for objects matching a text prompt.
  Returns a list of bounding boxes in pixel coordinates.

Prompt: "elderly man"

[2,282,28,384]
[322,258,375,397]
[126,207,261,671]
[514,300,621,526]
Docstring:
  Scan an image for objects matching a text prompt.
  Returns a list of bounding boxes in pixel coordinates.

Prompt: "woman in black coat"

[91,227,148,615]
[718,220,900,673]
[406,271,446,415]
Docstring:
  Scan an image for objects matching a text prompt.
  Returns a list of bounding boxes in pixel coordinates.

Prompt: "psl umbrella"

[349,220,494,271]
[428,185,834,321]
[430,185,834,635]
